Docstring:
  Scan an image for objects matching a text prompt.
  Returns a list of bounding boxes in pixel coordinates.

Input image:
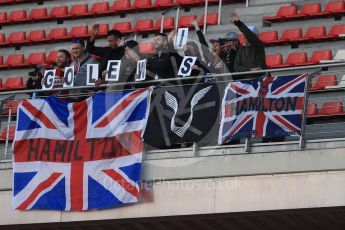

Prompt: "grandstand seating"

[2,100,19,115]
[309,75,338,91]
[0,126,15,141]
[3,77,26,90]
[263,1,345,23]
[27,30,46,42]
[69,25,89,38]
[154,17,175,30]
[306,50,332,65]
[46,51,58,64]
[7,31,26,44]
[112,0,131,12]
[139,42,156,54]
[4,54,25,68]
[134,19,154,32]
[319,101,344,116]
[28,8,48,20]
[27,52,46,65]
[70,4,90,17]
[0,78,4,91]
[307,103,318,116]
[91,2,110,14]
[154,0,174,7]
[198,13,219,26]
[113,22,132,33]
[49,6,68,18]
[178,15,197,28]
[8,10,27,22]
[132,0,153,10]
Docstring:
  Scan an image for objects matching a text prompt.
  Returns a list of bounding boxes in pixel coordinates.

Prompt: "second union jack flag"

[219,74,307,144]
[13,88,152,211]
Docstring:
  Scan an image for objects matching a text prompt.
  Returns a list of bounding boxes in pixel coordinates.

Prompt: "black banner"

[144,83,222,148]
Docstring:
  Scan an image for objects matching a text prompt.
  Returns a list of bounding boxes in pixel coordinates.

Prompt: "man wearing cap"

[229,11,267,77]
[70,38,99,101]
[219,31,240,73]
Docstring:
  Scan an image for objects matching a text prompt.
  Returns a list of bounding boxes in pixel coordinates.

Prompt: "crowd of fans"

[25,11,267,100]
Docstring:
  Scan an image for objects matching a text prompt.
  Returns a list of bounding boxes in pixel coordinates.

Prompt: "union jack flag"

[219,74,307,144]
[13,88,152,211]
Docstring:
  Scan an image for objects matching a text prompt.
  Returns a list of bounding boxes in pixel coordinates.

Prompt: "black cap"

[72,38,85,47]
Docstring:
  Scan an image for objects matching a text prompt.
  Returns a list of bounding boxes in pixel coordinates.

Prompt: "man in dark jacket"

[146,32,177,80]
[229,11,267,79]
[219,32,240,74]
[87,24,125,86]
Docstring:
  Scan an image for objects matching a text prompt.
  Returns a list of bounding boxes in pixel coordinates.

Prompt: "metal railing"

[1,62,345,161]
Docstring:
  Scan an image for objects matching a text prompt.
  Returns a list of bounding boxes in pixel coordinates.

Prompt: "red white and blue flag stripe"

[13,87,152,211]
[219,74,307,144]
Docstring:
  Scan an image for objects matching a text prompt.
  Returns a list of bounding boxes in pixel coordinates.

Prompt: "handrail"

[0,62,344,96]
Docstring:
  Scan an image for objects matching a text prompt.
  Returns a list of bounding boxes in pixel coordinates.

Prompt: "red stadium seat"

[49,6,68,18]
[178,15,197,28]
[301,26,326,42]
[0,12,8,23]
[320,1,345,15]
[299,3,321,16]
[154,17,175,30]
[263,5,297,21]
[112,0,131,12]
[48,28,68,40]
[47,51,58,64]
[97,24,109,36]
[265,54,284,68]
[5,54,25,67]
[132,0,152,9]
[319,101,343,115]
[4,77,26,90]
[70,4,90,17]
[27,30,46,42]
[279,28,302,42]
[284,52,307,66]
[176,0,202,5]
[134,19,154,32]
[9,10,27,22]
[0,126,15,141]
[0,78,5,91]
[306,50,332,65]
[2,100,20,115]
[139,42,156,54]
[309,75,337,91]
[69,25,89,38]
[28,8,48,20]
[198,13,218,26]
[326,24,345,39]
[113,22,132,33]
[0,33,4,44]
[27,52,46,65]
[307,103,317,116]
[0,55,3,66]
[7,31,26,44]
[154,0,174,7]
[91,2,110,14]
[259,31,278,44]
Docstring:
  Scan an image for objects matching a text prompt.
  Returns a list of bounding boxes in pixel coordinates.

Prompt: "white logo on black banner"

[165,86,212,137]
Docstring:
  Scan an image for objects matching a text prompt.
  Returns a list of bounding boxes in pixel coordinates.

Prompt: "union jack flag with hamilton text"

[219,74,307,144]
[13,87,152,211]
